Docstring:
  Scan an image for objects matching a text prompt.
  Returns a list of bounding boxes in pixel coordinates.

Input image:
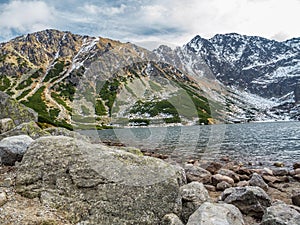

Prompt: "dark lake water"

[80,121,300,168]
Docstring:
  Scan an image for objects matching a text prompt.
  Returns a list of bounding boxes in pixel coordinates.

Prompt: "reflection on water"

[80,121,300,167]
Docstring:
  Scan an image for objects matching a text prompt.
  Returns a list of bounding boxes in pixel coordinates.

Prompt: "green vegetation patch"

[98,79,120,115]
[95,100,107,116]
[43,61,65,82]
[16,77,33,90]
[51,92,72,112]
[56,82,76,101]
[16,89,31,100]
[0,76,11,91]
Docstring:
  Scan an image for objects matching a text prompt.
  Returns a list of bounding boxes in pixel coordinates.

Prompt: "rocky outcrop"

[0,91,37,125]
[0,118,15,134]
[187,202,245,225]
[0,121,50,140]
[179,182,210,223]
[0,135,33,166]
[221,186,272,218]
[261,202,300,225]
[16,136,185,225]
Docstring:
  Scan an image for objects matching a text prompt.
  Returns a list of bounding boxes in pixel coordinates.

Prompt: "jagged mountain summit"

[0,29,215,129]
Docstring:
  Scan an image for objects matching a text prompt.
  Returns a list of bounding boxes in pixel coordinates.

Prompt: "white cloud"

[0,0,299,46]
[0,0,55,38]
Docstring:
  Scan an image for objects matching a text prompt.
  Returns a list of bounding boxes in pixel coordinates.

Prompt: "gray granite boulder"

[179,181,210,223]
[249,173,269,191]
[0,135,33,166]
[187,202,245,225]
[221,186,271,218]
[261,202,300,225]
[16,136,185,225]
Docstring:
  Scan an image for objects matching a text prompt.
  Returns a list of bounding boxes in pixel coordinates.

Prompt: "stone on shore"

[184,164,212,184]
[216,181,232,191]
[292,190,300,207]
[187,202,245,225]
[180,181,210,223]
[293,162,300,170]
[217,168,240,183]
[249,173,269,191]
[221,186,272,218]
[0,191,7,207]
[16,136,185,225]
[212,174,234,186]
[0,135,33,166]
[261,202,300,225]
[0,118,15,134]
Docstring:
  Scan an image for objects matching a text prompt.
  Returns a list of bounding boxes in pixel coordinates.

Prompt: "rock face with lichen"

[16,136,185,225]
[0,91,37,125]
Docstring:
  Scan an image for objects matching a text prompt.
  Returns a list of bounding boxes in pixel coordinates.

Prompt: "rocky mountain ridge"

[0,29,299,128]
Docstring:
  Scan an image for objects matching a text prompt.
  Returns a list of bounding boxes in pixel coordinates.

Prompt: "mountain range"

[0,29,299,129]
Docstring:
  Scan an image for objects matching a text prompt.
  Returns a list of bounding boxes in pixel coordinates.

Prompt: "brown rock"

[292,191,300,207]
[293,162,300,170]
[295,169,300,175]
[262,175,279,184]
[0,191,7,207]
[234,167,252,176]
[199,161,223,174]
[218,169,240,183]
[294,174,300,181]
[184,164,212,184]
[204,185,216,192]
[236,181,249,187]
[216,181,232,191]
[212,174,234,186]
[238,174,250,181]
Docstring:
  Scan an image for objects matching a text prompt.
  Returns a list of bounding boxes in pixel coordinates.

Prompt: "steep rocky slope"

[0,29,216,129]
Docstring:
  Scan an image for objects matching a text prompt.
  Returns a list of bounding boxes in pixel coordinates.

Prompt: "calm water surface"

[80,121,300,168]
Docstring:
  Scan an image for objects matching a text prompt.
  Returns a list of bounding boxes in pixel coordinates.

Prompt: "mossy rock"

[0,91,37,126]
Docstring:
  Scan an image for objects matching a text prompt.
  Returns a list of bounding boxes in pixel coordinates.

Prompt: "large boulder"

[0,135,33,166]
[261,202,300,225]
[0,118,15,134]
[221,186,271,218]
[16,136,185,225]
[187,202,245,225]
[179,182,210,223]
[44,127,90,142]
[0,91,37,125]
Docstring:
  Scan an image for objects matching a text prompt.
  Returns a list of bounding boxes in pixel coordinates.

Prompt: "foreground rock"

[0,135,33,166]
[0,91,37,125]
[16,136,185,225]
[249,173,269,191]
[261,202,300,225]
[180,182,210,223]
[221,186,271,218]
[187,202,245,225]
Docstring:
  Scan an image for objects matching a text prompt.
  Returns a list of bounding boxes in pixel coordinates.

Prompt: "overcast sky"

[0,0,299,49]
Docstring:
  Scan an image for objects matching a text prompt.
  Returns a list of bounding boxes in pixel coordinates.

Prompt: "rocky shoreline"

[0,116,300,225]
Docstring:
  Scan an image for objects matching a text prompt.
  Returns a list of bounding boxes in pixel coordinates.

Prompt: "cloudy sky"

[0,0,299,49]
